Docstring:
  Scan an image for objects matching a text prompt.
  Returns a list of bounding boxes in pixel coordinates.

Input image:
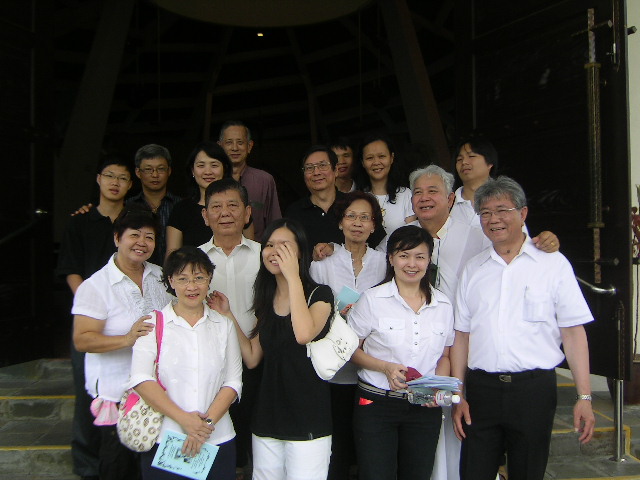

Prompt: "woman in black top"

[210,218,333,480]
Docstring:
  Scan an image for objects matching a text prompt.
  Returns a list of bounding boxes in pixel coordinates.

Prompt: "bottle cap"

[451,394,461,404]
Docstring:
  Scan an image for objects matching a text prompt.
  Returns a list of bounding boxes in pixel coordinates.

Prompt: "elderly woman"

[349,225,454,480]
[130,246,242,480]
[310,190,387,480]
[72,207,171,480]
[166,142,253,258]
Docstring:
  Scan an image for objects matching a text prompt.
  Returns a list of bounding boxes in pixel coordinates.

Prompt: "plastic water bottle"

[407,387,460,406]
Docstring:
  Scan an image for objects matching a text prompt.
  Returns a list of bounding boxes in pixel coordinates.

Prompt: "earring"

[339,226,343,230]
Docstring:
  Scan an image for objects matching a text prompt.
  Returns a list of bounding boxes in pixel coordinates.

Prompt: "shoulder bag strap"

[154,310,167,391]
[307,286,320,307]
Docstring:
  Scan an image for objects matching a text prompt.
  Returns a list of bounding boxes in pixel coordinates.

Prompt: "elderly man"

[451,176,595,480]
[218,120,281,239]
[199,178,261,476]
[287,145,385,256]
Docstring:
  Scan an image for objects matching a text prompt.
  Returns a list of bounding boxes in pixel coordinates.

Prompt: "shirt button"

[414,342,418,346]
[414,332,418,335]
[414,321,417,325]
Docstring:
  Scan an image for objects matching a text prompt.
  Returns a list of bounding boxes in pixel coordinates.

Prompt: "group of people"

[58,122,596,480]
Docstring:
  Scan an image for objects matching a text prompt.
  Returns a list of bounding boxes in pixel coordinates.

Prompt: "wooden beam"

[378,0,449,167]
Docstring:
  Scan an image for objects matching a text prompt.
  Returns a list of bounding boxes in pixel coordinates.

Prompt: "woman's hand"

[124,315,154,347]
[207,290,231,316]
[179,411,214,456]
[275,243,299,281]
[383,362,408,391]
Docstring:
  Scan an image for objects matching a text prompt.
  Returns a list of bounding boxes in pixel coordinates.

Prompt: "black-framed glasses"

[139,166,168,175]
[302,162,332,174]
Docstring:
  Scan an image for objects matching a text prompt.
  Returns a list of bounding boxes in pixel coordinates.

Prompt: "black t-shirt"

[167,198,212,248]
[285,190,385,256]
[252,284,334,440]
[56,208,116,279]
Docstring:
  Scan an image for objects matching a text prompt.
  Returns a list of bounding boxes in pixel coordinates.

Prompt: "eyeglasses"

[302,162,332,174]
[343,213,372,222]
[101,172,131,183]
[172,275,210,286]
[478,207,519,220]
[139,166,168,175]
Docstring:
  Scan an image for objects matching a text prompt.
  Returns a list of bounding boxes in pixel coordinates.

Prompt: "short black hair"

[328,136,353,152]
[333,191,383,230]
[204,178,249,208]
[134,144,172,168]
[97,153,132,177]
[300,145,338,169]
[452,134,499,183]
[113,205,160,239]
[162,246,215,296]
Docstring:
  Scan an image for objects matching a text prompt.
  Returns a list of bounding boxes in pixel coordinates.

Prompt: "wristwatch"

[576,394,592,401]
[205,418,213,425]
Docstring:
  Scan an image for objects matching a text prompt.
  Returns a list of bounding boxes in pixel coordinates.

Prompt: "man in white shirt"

[199,178,261,474]
[451,176,595,480]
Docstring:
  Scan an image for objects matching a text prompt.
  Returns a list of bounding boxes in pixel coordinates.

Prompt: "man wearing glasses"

[451,176,595,480]
[286,145,385,256]
[128,144,181,262]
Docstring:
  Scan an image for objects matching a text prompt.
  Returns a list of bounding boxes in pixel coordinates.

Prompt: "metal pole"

[612,379,626,462]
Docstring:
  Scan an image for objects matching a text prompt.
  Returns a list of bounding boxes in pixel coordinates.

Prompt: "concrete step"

[0,360,77,479]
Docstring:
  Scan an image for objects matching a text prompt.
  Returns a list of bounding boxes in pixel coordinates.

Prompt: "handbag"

[306,287,360,381]
[117,310,166,452]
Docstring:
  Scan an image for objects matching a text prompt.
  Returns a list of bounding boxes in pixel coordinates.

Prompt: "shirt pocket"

[523,288,553,323]
[378,316,405,346]
[428,321,449,357]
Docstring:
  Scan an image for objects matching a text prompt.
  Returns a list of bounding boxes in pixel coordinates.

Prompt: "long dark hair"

[251,218,319,338]
[185,141,232,201]
[382,225,434,304]
[356,133,404,204]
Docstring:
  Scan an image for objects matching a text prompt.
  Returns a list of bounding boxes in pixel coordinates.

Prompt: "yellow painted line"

[0,395,74,400]
[557,382,576,387]
[0,445,70,451]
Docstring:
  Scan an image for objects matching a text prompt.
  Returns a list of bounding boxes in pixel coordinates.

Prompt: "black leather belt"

[358,380,408,399]
[470,368,553,383]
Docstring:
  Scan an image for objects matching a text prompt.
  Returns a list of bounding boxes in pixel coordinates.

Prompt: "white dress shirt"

[129,303,243,446]
[72,255,170,402]
[349,279,454,390]
[310,245,387,384]
[455,236,594,373]
[199,236,261,336]
[374,187,414,236]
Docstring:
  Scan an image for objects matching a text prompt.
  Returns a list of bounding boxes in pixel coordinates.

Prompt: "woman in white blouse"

[309,190,387,480]
[349,225,454,480]
[356,134,413,236]
[130,246,242,480]
[72,208,171,480]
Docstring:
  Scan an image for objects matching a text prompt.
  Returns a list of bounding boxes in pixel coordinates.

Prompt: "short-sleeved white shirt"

[72,255,169,401]
[310,245,387,296]
[129,303,242,446]
[199,236,261,336]
[455,237,594,373]
[374,187,414,236]
[349,279,454,390]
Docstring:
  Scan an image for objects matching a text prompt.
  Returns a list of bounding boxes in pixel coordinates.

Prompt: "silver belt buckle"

[499,374,512,383]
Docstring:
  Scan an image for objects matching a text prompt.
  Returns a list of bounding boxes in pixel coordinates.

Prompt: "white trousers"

[252,434,332,480]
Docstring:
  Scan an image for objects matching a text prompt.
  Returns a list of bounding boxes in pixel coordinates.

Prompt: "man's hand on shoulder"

[532,231,559,253]
[70,203,93,216]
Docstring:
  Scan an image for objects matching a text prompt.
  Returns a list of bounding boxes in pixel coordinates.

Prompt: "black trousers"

[353,387,442,480]
[327,383,357,480]
[70,340,101,477]
[460,369,557,480]
[98,424,140,480]
[229,362,262,468]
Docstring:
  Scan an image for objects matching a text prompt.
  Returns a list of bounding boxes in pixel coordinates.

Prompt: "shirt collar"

[482,234,538,265]
[454,186,466,205]
[434,216,452,240]
[163,303,218,329]
[374,278,443,311]
[202,235,251,254]
[106,253,160,285]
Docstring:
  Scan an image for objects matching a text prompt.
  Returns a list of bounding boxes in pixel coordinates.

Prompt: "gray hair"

[219,120,252,143]
[409,165,455,195]
[134,144,172,168]
[474,176,527,213]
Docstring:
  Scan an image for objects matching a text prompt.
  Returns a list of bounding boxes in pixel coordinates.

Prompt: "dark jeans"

[98,424,140,480]
[460,369,557,480]
[353,387,442,480]
[328,383,357,480]
[229,362,262,468]
[140,438,236,480]
[70,340,101,477]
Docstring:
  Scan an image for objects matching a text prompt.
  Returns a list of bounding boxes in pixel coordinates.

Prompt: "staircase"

[0,359,77,479]
[2,360,640,479]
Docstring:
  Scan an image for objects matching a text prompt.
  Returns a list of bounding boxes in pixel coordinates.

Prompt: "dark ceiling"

[52,0,456,149]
